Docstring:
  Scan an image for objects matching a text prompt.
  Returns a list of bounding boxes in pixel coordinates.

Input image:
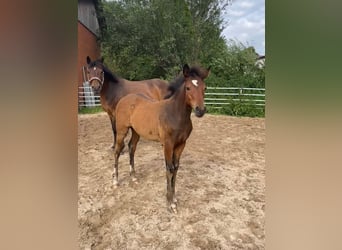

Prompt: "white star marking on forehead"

[192,80,198,87]
[94,67,96,71]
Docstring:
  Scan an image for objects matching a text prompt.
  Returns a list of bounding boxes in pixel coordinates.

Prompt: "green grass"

[78,106,103,114]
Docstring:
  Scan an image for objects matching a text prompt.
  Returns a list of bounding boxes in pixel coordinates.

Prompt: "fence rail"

[205,86,265,109]
[78,85,101,108]
[78,85,265,109]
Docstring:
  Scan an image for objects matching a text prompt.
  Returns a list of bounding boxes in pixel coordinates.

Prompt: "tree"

[206,40,265,88]
[101,0,232,80]
[99,0,264,89]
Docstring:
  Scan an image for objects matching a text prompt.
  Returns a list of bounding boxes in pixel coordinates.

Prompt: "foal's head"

[182,64,209,117]
[85,56,105,93]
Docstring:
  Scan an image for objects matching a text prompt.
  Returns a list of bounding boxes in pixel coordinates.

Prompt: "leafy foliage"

[101,0,232,79]
[207,102,265,117]
[207,40,265,88]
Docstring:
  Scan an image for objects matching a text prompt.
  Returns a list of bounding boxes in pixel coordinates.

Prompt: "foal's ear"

[202,66,211,79]
[183,64,190,77]
[86,56,91,64]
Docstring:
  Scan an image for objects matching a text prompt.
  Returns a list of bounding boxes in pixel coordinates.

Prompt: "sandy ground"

[78,112,265,249]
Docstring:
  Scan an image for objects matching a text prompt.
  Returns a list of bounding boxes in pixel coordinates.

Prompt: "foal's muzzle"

[194,106,206,117]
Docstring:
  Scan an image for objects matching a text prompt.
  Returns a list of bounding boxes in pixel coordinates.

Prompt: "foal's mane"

[164,66,204,99]
[89,60,119,83]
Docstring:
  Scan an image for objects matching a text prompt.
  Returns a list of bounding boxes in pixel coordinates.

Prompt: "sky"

[222,0,265,55]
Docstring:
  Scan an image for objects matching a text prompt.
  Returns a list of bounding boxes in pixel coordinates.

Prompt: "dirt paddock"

[78,112,265,249]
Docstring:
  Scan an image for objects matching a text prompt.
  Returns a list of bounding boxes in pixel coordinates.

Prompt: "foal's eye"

[204,87,207,91]
[186,87,190,91]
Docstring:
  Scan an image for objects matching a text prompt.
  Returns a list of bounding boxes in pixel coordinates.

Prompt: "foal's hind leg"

[128,129,140,183]
[113,127,128,187]
[110,116,117,149]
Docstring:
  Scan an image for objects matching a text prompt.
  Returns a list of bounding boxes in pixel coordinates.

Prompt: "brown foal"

[113,64,210,213]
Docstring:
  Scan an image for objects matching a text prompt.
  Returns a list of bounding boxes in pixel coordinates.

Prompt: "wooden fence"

[78,85,265,109]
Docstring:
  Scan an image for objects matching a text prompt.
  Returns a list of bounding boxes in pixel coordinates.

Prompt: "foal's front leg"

[171,142,186,204]
[164,142,177,213]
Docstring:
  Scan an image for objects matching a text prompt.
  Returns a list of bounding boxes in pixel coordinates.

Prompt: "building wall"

[78,21,101,86]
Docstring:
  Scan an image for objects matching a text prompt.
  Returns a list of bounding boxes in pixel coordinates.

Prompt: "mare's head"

[85,56,105,94]
[182,64,210,117]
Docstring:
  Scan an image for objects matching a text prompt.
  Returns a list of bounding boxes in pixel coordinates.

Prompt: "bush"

[206,101,265,117]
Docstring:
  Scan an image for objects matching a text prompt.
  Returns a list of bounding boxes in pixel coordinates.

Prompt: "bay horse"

[85,56,169,149]
[113,64,210,213]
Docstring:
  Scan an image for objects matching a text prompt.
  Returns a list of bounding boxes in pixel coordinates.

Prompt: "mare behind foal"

[114,64,210,213]
[85,56,169,149]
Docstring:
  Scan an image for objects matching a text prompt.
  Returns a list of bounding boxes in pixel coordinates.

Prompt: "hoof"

[170,203,178,214]
[132,177,138,183]
[113,180,119,188]
[173,198,178,204]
